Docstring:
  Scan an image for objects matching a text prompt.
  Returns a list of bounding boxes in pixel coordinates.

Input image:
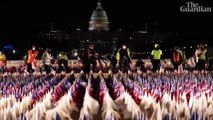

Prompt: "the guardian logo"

[180,2,211,12]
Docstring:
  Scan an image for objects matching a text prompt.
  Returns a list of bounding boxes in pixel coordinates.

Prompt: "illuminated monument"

[87,0,112,53]
[89,0,109,31]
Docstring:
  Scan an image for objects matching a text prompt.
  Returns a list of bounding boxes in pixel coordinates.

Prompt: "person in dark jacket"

[195,44,208,71]
[116,43,132,72]
[110,51,118,73]
[81,43,96,75]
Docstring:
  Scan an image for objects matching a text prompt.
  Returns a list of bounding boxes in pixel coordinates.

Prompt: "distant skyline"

[0,0,212,48]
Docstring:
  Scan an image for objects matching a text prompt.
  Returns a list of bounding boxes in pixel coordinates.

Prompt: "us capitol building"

[39,0,178,58]
[85,0,114,53]
[39,1,119,54]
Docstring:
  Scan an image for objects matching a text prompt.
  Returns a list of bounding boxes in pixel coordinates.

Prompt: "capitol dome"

[89,1,109,31]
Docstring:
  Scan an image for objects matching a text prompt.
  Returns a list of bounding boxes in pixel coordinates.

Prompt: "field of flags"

[0,58,213,120]
[1,68,213,120]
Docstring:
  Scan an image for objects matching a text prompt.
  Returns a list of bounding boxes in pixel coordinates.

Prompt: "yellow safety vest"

[151,49,162,60]
[58,53,68,61]
[199,49,207,60]
[116,48,131,61]
[0,54,6,61]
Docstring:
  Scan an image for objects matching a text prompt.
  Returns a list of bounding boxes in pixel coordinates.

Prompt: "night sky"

[0,0,212,48]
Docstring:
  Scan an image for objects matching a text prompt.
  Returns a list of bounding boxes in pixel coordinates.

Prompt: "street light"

[13,49,16,54]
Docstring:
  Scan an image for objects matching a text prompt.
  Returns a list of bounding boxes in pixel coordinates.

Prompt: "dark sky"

[0,0,212,48]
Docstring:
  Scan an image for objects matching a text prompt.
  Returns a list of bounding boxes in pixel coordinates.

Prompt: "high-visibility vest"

[199,49,207,60]
[116,48,131,61]
[173,52,180,62]
[58,53,68,61]
[151,49,162,60]
[0,54,6,61]
[182,52,187,61]
[173,50,182,63]
[27,50,39,63]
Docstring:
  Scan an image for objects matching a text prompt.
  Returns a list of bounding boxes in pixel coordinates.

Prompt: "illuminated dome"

[89,1,109,31]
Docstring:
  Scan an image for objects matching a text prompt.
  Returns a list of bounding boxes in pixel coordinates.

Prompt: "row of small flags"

[107,72,213,107]
[1,71,213,119]
[0,73,74,103]
[1,72,212,101]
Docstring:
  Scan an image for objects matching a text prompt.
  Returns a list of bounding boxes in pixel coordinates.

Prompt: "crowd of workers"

[0,42,211,74]
[114,42,210,73]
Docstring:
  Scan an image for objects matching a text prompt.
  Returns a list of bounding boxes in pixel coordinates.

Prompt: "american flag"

[99,81,107,102]
[143,85,148,91]
[112,77,118,88]
[153,86,163,102]
[132,82,142,104]
[70,82,77,97]
[114,82,125,99]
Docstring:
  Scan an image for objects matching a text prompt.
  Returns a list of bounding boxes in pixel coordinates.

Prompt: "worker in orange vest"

[171,46,183,71]
[26,45,39,73]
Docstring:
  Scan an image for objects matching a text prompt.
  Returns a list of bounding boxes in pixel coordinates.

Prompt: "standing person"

[151,44,163,72]
[57,52,69,73]
[195,44,207,71]
[181,47,188,69]
[42,48,53,74]
[81,43,96,75]
[181,47,187,62]
[116,43,132,72]
[110,51,118,73]
[171,46,183,71]
[26,45,39,73]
